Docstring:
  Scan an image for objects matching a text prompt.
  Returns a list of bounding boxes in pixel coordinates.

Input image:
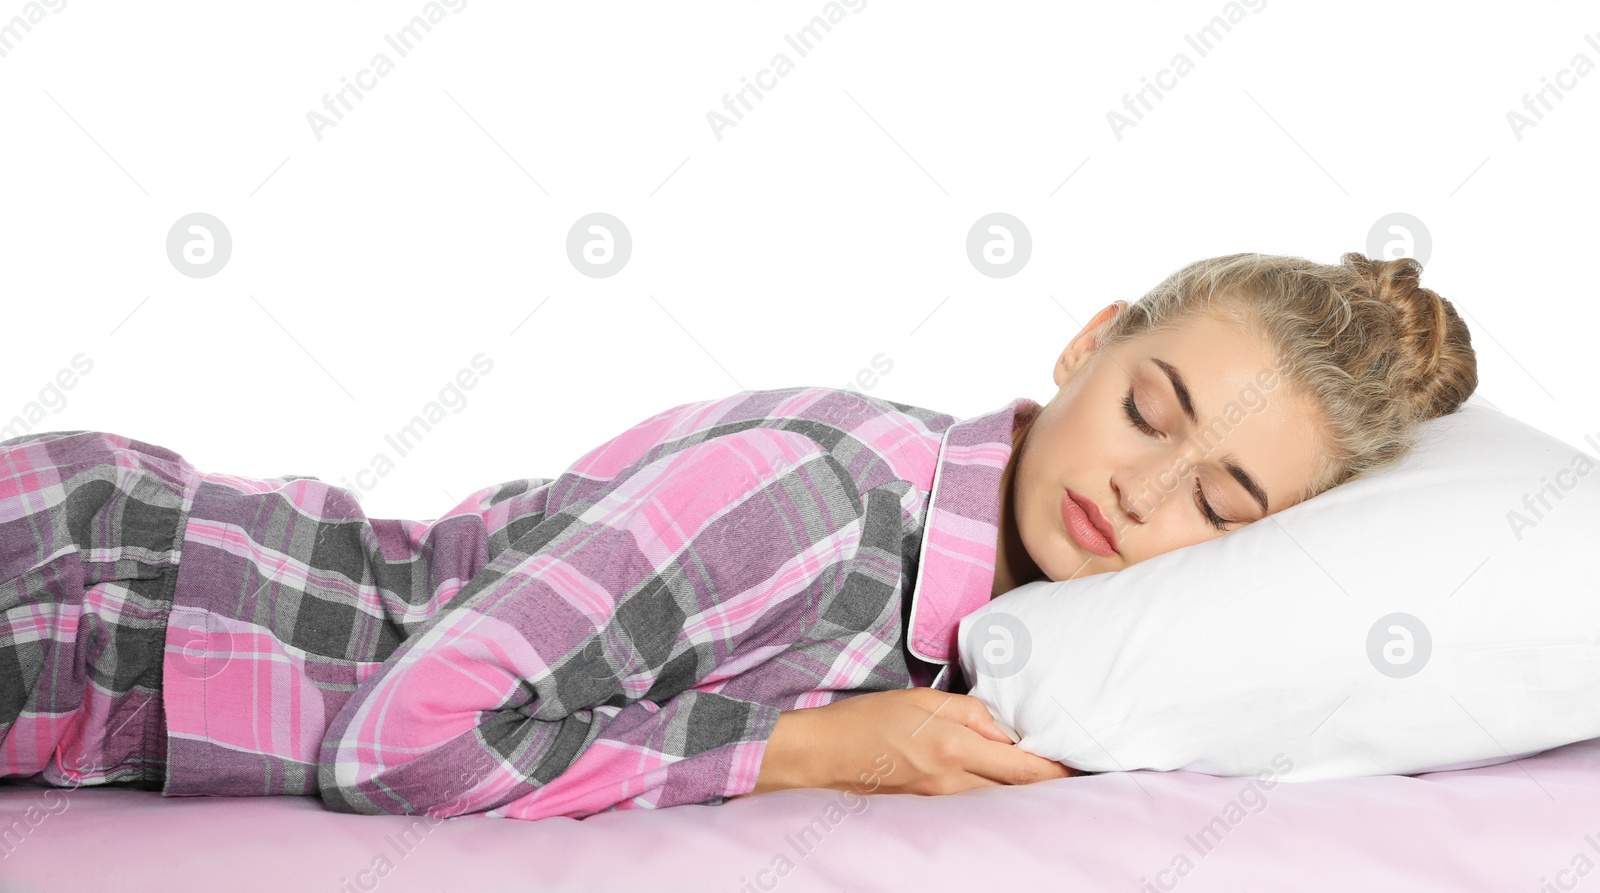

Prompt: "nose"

[1114,460,1176,527]
[1112,476,1144,529]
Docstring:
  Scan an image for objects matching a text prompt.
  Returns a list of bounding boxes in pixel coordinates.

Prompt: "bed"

[2,733,1593,891]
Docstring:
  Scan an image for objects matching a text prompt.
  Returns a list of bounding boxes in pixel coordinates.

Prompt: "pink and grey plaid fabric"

[1,386,1034,821]
[0,430,193,790]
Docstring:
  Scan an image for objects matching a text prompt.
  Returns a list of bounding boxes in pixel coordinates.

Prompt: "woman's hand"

[736,688,1078,799]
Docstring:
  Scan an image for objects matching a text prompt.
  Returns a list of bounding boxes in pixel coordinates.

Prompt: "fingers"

[963,711,1020,746]
[968,720,1013,745]
[959,736,1075,787]
[925,761,1071,798]
[928,691,1017,745]
[898,690,1073,788]
[938,753,1075,796]
[991,718,1022,744]
[956,772,1004,790]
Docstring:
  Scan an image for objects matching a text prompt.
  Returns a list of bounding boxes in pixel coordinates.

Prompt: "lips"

[1062,489,1119,557]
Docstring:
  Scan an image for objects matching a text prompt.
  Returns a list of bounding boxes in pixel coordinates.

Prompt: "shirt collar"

[904,395,1042,665]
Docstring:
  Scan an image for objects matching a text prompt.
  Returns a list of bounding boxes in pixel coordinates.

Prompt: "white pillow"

[959,393,1600,781]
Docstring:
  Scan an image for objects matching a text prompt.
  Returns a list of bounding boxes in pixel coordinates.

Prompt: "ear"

[1054,301,1128,388]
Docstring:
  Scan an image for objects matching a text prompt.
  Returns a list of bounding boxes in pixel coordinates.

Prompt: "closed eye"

[1122,387,1234,531]
[1191,479,1231,531]
[1121,389,1158,436]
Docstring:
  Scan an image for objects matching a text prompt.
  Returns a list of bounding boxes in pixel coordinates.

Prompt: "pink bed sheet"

[3,736,1596,892]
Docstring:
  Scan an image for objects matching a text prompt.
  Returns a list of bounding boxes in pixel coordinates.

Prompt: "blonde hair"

[1096,252,1478,504]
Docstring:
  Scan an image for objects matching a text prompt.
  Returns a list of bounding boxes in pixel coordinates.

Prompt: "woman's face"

[1004,301,1327,585]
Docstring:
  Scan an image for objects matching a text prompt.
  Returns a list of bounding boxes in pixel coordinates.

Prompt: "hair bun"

[1339,252,1477,421]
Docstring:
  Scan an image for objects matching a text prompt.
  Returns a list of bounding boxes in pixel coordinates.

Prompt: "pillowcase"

[958,393,1600,782]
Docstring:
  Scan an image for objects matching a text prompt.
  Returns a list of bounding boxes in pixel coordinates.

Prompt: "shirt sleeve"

[314,426,866,820]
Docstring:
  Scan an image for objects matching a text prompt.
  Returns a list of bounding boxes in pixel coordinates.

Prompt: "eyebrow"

[1149,357,1271,515]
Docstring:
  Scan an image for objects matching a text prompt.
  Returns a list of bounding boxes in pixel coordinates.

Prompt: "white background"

[2,0,1595,520]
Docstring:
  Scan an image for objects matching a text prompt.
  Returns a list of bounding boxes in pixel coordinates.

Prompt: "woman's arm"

[316,430,870,820]
[731,688,1078,799]
[734,709,821,797]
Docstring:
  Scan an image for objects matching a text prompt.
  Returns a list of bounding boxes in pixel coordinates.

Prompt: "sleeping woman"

[0,251,1476,821]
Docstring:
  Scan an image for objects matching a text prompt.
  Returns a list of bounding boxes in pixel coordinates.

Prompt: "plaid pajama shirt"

[0,386,1037,820]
